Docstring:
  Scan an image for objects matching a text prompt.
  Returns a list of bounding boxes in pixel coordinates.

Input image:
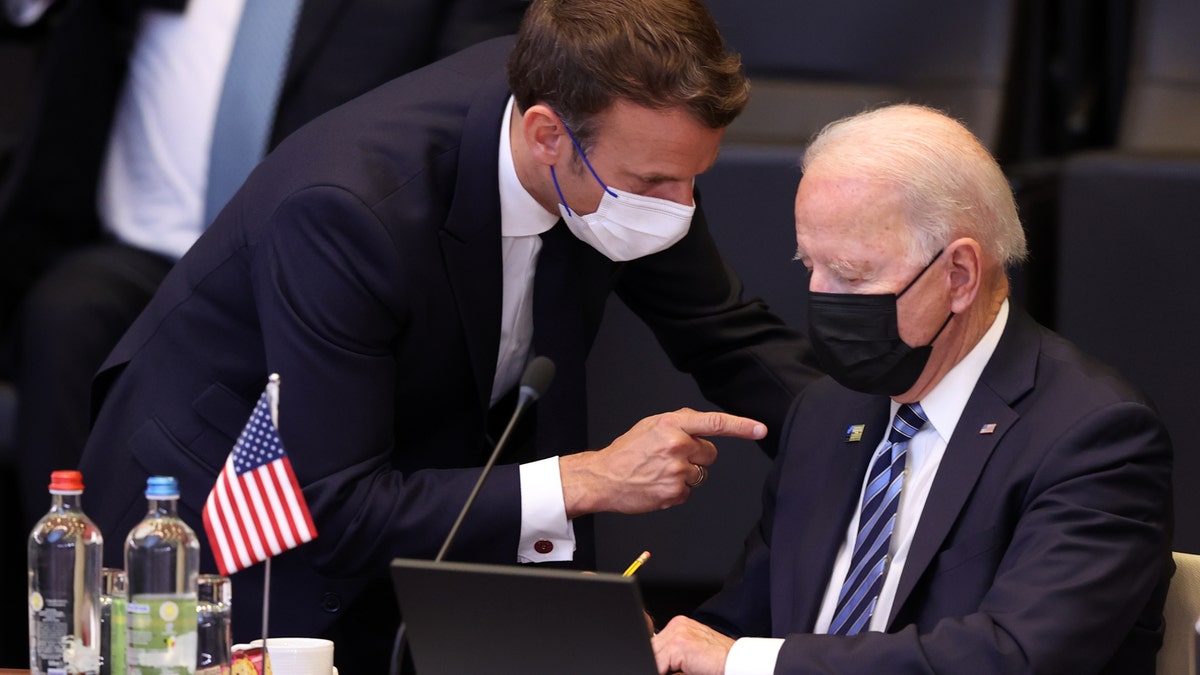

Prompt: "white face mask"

[550,122,695,262]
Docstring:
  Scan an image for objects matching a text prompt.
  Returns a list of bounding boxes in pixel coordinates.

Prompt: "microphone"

[436,354,555,561]
[390,356,555,675]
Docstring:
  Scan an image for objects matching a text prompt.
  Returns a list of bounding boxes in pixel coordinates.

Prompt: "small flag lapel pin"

[845,424,865,442]
[979,423,997,435]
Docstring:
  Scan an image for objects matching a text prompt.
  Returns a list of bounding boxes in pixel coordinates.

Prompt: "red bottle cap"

[49,470,84,492]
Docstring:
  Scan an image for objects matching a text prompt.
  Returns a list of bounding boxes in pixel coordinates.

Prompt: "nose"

[806,267,833,293]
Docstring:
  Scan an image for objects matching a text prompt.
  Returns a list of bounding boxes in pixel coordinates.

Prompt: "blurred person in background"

[0,0,528,666]
[0,0,531,535]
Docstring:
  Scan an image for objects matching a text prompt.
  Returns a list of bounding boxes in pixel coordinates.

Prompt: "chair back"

[703,0,1018,152]
[1119,0,1200,153]
[1159,552,1200,675]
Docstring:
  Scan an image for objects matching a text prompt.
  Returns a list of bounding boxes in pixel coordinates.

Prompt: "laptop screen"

[390,558,658,675]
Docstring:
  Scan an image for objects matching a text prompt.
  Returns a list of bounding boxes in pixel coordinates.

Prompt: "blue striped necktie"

[204,0,305,226]
[830,402,928,635]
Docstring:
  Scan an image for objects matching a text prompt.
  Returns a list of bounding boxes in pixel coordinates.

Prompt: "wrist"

[559,451,604,519]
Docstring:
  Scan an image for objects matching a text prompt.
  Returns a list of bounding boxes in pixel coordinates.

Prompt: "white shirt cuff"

[517,457,575,562]
[724,637,784,675]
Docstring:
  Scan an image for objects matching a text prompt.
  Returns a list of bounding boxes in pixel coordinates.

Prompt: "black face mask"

[807,250,953,396]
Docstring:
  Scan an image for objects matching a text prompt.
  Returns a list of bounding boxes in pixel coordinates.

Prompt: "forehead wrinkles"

[601,136,710,184]
[591,102,720,174]
[797,173,914,256]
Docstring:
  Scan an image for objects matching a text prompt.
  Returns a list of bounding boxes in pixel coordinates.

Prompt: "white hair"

[801,104,1026,267]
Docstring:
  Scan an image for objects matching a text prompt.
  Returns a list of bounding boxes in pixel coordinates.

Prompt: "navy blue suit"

[77,37,819,673]
[696,308,1172,673]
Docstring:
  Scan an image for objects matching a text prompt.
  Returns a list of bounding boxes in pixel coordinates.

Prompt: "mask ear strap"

[550,166,574,216]
[554,110,618,198]
[926,311,955,347]
[898,248,945,297]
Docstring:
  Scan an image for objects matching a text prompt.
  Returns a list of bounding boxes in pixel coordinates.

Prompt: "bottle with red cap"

[28,470,104,674]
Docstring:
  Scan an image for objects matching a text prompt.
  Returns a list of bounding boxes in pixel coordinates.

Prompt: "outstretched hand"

[559,408,766,518]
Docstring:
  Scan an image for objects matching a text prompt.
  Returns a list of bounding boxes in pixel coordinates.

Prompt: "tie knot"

[888,402,928,443]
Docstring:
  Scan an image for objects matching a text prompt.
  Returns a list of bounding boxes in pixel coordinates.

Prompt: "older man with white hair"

[652,104,1172,675]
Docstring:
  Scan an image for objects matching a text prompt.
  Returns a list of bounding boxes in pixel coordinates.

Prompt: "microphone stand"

[388,357,555,675]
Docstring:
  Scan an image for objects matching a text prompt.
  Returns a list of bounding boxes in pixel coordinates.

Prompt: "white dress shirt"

[495,95,578,562]
[97,0,244,261]
[726,300,1010,674]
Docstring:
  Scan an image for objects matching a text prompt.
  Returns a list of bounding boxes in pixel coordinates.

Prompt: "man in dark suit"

[652,104,1173,674]
[0,0,530,535]
[76,0,820,672]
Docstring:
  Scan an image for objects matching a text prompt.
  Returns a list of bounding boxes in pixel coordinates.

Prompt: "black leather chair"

[1113,0,1200,155]
[704,0,1018,153]
[1054,0,1200,551]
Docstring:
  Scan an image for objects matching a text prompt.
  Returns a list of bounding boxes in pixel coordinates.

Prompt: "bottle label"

[103,595,127,675]
[127,594,198,674]
[31,590,101,674]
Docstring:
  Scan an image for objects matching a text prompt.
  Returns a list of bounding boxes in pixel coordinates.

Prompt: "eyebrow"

[827,259,867,276]
[793,253,873,278]
[630,150,721,185]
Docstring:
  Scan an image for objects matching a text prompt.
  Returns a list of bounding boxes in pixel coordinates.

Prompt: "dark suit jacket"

[696,307,1173,674]
[76,37,819,673]
[0,0,530,328]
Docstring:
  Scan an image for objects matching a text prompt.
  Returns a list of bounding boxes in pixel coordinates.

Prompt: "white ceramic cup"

[233,637,335,675]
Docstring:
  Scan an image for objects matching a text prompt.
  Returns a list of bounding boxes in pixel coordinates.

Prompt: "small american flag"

[202,382,317,576]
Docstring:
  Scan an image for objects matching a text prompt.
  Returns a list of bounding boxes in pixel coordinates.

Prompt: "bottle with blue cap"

[125,476,200,674]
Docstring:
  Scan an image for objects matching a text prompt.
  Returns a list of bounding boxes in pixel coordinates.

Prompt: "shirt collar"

[498,96,559,238]
[894,299,1010,443]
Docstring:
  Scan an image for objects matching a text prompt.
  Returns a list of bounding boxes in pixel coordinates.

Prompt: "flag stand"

[201,370,318,671]
[262,373,281,659]
[262,558,272,650]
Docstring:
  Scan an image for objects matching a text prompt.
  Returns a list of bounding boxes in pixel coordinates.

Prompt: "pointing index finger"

[675,410,767,440]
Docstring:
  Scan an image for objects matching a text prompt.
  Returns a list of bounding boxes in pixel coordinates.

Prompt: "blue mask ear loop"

[550,112,618,216]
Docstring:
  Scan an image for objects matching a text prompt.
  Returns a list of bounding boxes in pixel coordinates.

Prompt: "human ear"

[521,104,567,166]
[945,238,982,313]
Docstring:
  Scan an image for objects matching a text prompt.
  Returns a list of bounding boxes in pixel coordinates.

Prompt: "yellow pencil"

[623,550,651,576]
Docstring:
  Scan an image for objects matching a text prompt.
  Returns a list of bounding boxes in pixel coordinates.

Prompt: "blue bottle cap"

[145,476,180,499]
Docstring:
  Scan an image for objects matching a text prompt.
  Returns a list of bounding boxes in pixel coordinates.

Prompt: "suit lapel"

[887,390,1016,622]
[888,308,1040,623]
[783,396,891,631]
[438,77,511,412]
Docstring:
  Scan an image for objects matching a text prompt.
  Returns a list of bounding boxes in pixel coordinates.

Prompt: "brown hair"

[508,0,749,150]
